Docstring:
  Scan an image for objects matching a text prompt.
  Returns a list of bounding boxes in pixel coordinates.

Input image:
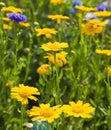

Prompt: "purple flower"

[73,0,82,7]
[97,3,108,11]
[8,13,27,22]
[70,7,75,15]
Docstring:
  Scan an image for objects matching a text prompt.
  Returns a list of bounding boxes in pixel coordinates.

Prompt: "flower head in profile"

[41,42,68,52]
[18,22,30,27]
[82,19,106,35]
[37,64,51,75]
[50,0,64,5]
[1,6,23,13]
[36,28,57,39]
[94,11,111,17]
[11,84,40,105]
[27,103,62,123]
[44,51,68,67]
[2,17,10,22]
[8,12,27,22]
[62,100,95,118]
[95,49,111,56]
[48,14,69,24]
[75,5,96,12]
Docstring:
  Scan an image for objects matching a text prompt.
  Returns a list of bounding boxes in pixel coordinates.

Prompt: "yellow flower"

[3,24,12,30]
[44,51,68,67]
[95,49,111,56]
[107,67,111,76]
[41,42,68,51]
[75,5,96,12]
[2,17,10,22]
[62,100,95,118]
[48,14,69,24]
[1,6,23,13]
[50,0,64,5]
[35,28,57,39]
[19,22,30,27]
[94,11,111,17]
[11,84,40,105]
[27,103,62,123]
[82,19,106,35]
[37,64,51,75]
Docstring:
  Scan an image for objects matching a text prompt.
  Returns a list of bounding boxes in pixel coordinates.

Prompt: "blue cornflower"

[97,3,108,11]
[8,12,27,22]
[70,7,75,15]
[73,0,82,7]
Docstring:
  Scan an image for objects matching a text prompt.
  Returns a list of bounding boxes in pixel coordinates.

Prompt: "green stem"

[20,105,25,130]
[23,37,33,83]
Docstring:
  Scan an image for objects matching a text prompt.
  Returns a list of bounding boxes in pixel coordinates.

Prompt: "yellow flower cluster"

[94,11,111,17]
[44,51,68,67]
[1,6,23,13]
[48,14,69,24]
[95,49,111,56]
[19,22,30,27]
[75,5,96,12]
[27,100,95,123]
[82,19,106,35]
[36,28,57,39]
[11,84,40,105]
[50,0,64,5]
[37,64,51,75]
[41,42,68,51]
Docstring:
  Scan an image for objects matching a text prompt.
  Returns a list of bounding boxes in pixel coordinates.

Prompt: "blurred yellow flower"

[19,22,30,27]
[41,42,68,51]
[107,67,111,76]
[48,14,69,24]
[27,103,62,122]
[11,84,40,105]
[1,6,23,13]
[50,0,64,5]
[2,17,10,22]
[94,11,111,17]
[37,64,51,75]
[75,5,96,12]
[3,24,12,30]
[36,28,57,39]
[82,19,106,35]
[95,49,111,56]
[62,100,95,118]
[44,51,68,67]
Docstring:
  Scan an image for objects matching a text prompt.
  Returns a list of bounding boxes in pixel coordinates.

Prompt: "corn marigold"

[37,64,51,75]
[41,42,68,52]
[82,19,106,35]
[62,100,95,118]
[44,51,68,67]
[48,14,69,24]
[11,84,40,105]
[50,0,64,5]
[27,103,62,123]
[3,24,12,30]
[2,17,10,22]
[95,49,111,56]
[107,67,111,76]
[36,28,57,39]
[94,11,111,17]
[75,5,96,12]
[1,6,23,13]
[19,22,30,27]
